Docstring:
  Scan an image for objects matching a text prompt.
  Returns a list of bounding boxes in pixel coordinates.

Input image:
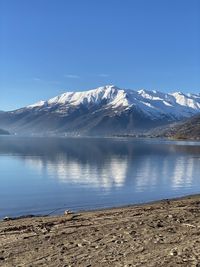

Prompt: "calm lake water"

[0,136,200,218]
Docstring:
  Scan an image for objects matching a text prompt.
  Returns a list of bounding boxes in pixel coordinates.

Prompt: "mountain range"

[0,85,200,136]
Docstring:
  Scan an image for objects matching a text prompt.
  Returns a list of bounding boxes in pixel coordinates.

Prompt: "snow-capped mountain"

[0,85,200,135]
[25,85,200,118]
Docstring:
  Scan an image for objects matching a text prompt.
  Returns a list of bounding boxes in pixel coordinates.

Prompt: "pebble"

[3,216,11,221]
[156,220,164,227]
[64,210,73,215]
[170,248,178,256]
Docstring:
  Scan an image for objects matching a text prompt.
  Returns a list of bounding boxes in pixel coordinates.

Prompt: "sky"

[0,0,200,110]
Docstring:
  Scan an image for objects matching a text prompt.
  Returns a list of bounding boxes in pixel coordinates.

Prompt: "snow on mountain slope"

[1,85,199,136]
[25,85,200,120]
[27,85,122,109]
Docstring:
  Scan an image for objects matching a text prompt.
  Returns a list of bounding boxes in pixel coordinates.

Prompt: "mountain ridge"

[1,85,200,135]
[24,85,200,119]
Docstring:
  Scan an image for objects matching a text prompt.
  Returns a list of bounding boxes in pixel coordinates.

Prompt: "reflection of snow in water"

[172,157,194,188]
[23,153,200,193]
[134,156,198,192]
[24,156,128,190]
[172,157,186,187]
[134,157,155,192]
[185,158,194,184]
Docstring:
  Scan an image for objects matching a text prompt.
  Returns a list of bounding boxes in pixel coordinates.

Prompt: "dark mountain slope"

[163,114,200,140]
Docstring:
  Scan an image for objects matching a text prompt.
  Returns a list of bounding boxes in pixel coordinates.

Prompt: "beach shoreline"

[1,194,200,266]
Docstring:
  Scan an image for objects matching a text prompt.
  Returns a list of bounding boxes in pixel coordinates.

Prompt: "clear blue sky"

[0,0,199,110]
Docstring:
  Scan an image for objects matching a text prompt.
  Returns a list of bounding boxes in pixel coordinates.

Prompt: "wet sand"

[1,195,200,267]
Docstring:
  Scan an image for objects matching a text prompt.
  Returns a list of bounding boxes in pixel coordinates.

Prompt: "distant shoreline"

[1,133,200,141]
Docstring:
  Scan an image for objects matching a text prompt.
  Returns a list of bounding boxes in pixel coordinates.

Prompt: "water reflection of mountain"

[0,136,200,191]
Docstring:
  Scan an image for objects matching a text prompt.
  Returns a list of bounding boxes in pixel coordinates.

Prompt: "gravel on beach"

[1,195,200,266]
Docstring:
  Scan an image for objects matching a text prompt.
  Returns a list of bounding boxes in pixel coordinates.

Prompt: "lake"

[0,136,200,218]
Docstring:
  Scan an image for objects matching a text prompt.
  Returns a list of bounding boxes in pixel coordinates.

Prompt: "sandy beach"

[1,195,200,267]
